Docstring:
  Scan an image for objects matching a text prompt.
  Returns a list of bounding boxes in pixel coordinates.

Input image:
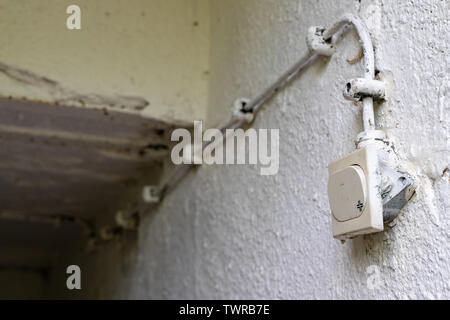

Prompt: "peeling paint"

[0,61,149,111]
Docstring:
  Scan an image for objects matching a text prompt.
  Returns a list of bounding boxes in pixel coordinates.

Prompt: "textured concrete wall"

[54,0,449,299]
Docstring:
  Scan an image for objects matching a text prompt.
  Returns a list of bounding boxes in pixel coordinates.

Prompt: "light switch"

[328,165,367,222]
[328,130,416,240]
[327,143,384,239]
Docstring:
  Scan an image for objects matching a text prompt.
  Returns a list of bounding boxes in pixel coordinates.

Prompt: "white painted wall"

[53,0,449,299]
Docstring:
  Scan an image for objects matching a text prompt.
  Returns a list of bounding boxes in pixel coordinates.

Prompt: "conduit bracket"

[343,78,386,102]
[142,185,160,203]
[306,26,336,56]
[232,98,253,123]
[99,226,114,241]
[115,210,139,230]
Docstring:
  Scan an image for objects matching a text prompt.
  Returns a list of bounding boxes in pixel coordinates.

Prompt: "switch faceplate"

[328,144,384,239]
[328,165,367,222]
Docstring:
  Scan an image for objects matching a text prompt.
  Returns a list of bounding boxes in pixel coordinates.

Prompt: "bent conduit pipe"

[241,14,376,131]
[124,14,378,221]
[324,14,376,131]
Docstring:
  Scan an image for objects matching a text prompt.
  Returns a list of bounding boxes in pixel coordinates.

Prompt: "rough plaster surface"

[48,0,450,299]
[0,0,209,124]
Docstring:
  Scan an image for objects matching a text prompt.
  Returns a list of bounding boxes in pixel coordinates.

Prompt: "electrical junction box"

[327,131,415,239]
[328,144,383,239]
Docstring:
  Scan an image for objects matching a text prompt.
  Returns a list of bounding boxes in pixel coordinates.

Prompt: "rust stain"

[346,46,363,65]
[0,60,149,111]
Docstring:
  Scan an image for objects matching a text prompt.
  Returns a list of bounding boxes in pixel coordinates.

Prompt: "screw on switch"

[356,200,363,212]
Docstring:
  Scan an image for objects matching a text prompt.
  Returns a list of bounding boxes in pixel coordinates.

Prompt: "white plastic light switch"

[327,144,384,239]
[328,165,367,222]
